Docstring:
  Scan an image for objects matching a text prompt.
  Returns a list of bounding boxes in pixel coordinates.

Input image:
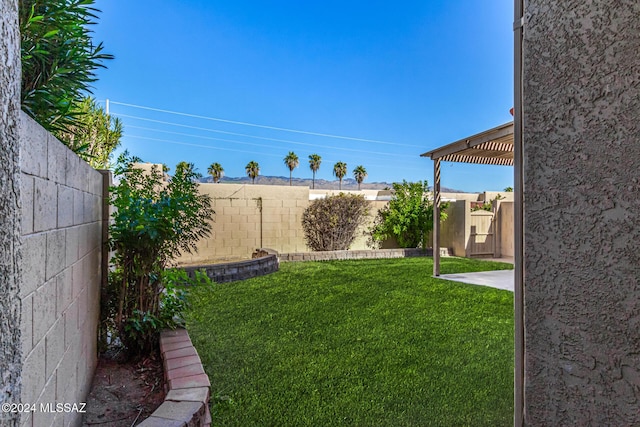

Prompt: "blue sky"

[91,0,514,192]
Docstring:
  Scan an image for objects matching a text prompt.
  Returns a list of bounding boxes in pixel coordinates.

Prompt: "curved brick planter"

[138,329,211,427]
[182,249,279,283]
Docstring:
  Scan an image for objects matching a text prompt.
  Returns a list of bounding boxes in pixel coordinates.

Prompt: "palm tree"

[333,161,347,190]
[283,151,299,186]
[245,161,260,184]
[175,161,198,181]
[353,165,367,190]
[308,154,321,189]
[176,161,193,173]
[207,162,224,183]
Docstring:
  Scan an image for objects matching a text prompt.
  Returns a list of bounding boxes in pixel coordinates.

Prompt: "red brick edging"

[137,329,212,427]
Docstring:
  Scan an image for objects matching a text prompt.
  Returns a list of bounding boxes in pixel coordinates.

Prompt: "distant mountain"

[199,175,464,193]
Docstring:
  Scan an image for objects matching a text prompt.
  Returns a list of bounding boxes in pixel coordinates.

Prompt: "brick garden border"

[278,247,451,262]
[181,248,450,284]
[138,329,211,427]
[182,249,279,283]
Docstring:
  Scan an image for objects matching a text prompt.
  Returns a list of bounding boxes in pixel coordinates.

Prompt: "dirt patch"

[82,352,165,426]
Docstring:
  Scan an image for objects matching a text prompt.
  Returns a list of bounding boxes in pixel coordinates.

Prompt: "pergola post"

[421,122,514,277]
[433,158,441,276]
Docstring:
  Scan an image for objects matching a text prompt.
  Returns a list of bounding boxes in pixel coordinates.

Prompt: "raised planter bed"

[137,329,211,427]
[181,249,279,283]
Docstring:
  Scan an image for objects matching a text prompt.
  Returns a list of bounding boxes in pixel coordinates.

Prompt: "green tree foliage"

[208,162,224,183]
[246,160,260,184]
[284,151,299,186]
[353,165,367,190]
[20,0,113,137]
[471,194,504,212]
[55,97,122,168]
[368,180,448,249]
[503,186,513,192]
[471,202,492,212]
[301,193,370,251]
[333,161,347,190]
[175,161,196,176]
[308,154,321,189]
[105,153,214,357]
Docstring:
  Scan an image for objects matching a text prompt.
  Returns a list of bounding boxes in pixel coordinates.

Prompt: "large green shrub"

[104,153,214,357]
[301,193,370,251]
[20,0,113,143]
[368,180,448,249]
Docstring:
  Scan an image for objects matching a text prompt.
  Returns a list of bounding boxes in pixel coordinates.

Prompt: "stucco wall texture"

[523,1,640,425]
[0,0,23,423]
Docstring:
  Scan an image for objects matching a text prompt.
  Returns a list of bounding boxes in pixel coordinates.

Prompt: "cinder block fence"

[19,114,107,427]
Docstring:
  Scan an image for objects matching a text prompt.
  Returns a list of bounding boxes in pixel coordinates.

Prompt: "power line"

[127,125,275,149]
[126,134,425,172]
[126,135,283,158]
[119,118,418,159]
[108,100,423,148]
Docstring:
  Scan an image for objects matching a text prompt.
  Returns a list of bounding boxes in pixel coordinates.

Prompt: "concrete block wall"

[176,184,308,264]
[177,185,390,264]
[176,184,509,265]
[19,113,104,427]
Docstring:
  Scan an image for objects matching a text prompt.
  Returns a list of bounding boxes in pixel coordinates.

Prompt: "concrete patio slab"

[437,269,514,292]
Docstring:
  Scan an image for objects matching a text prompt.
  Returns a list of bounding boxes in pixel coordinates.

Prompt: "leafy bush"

[20,0,113,137]
[368,180,448,249]
[55,97,122,168]
[301,193,370,251]
[471,194,504,212]
[103,268,212,356]
[103,153,214,357]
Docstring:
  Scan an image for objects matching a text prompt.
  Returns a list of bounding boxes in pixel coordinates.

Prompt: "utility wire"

[127,135,425,171]
[126,135,283,158]
[108,100,422,148]
[123,123,417,159]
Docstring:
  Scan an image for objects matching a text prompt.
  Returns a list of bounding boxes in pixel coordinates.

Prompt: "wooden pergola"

[420,121,514,276]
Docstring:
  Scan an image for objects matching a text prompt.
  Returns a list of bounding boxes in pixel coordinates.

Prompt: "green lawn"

[185,257,514,427]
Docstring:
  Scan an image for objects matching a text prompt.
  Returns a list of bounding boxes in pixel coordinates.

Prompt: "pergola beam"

[423,121,514,277]
[421,122,514,165]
